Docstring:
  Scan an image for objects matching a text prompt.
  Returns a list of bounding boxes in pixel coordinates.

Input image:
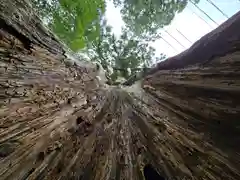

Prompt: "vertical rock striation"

[0,0,240,179]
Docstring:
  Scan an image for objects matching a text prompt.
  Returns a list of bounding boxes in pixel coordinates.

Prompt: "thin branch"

[190,0,219,26]
[164,30,186,49]
[187,6,214,29]
[160,36,179,53]
[206,0,229,19]
[175,29,192,44]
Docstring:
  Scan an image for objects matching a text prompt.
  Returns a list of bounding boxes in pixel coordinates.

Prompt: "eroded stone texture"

[0,0,240,180]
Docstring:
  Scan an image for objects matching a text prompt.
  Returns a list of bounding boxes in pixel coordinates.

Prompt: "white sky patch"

[105,1,124,36]
[105,0,240,60]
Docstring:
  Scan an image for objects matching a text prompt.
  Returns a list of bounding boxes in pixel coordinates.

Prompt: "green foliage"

[113,0,200,39]
[32,0,194,83]
[32,0,105,51]
[88,25,160,82]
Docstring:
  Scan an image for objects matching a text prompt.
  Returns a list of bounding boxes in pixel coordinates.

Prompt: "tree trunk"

[0,1,240,180]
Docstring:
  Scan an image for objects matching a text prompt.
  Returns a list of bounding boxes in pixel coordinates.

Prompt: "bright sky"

[105,0,240,63]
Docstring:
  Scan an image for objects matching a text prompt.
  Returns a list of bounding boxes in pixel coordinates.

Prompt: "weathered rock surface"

[0,0,240,179]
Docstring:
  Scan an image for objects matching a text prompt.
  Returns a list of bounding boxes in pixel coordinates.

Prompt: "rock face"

[0,0,240,180]
[147,11,240,73]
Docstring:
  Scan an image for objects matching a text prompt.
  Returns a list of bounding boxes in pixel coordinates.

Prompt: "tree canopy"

[32,0,105,51]
[112,0,200,39]
[1,1,240,179]
[31,0,197,82]
[87,25,165,83]
[32,0,199,50]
